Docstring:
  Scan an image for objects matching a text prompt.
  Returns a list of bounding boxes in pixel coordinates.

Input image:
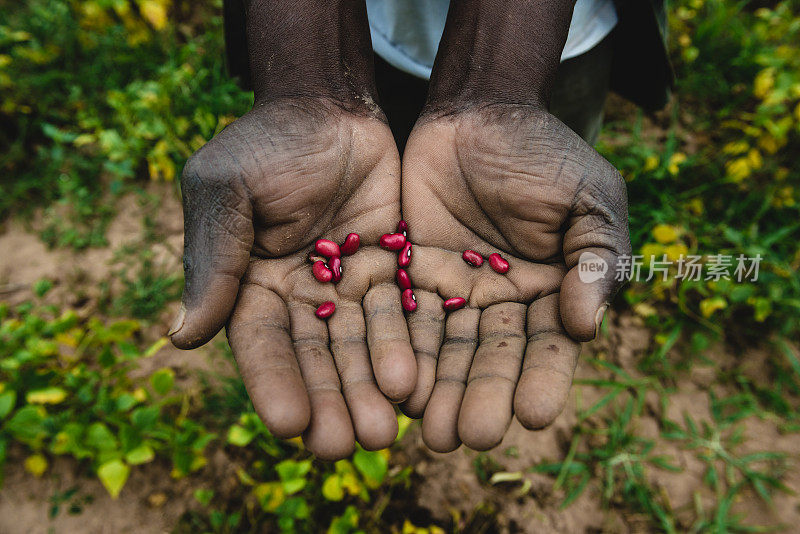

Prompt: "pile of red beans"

[310,221,510,319]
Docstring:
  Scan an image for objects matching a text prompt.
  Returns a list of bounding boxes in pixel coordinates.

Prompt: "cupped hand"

[169,98,416,460]
[400,104,631,452]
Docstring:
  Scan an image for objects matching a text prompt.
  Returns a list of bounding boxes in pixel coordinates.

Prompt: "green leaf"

[322,474,345,501]
[327,505,360,534]
[6,405,46,443]
[131,406,159,430]
[0,390,16,419]
[276,459,312,481]
[85,422,118,452]
[227,424,256,447]
[276,459,311,495]
[97,459,130,499]
[194,488,214,506]
[353,449,388,487]
[115,393,138,412]
[26,387,68,405]
[124,443,154,465]
[150,368,174,395]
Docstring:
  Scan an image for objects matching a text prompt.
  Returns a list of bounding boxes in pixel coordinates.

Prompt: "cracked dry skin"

[400,104,631,452]
[170,97,417,460]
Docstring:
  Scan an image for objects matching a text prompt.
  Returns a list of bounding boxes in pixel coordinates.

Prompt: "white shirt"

[366,0,618,80]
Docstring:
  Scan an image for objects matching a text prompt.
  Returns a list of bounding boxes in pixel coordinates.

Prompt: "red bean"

[315,239,340,258]
[398,241,412,267]
[488,253,510,274]
[340,233,360,256]
[312,261,333,283]
[443,297,466,311]
[462,250,484,267]
[315,301,336,319]
[396,268,412,291]
[380,233,406,251]
[397,220,408,236]
[329,256,342,283]
[401,288,417,312]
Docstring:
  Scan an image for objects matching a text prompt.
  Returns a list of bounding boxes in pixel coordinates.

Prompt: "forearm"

[427,0,576,110]
[245,0,376,107]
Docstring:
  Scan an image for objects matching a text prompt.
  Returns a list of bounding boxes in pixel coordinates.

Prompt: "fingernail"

[168,304,186,337]
[593,304,608,340]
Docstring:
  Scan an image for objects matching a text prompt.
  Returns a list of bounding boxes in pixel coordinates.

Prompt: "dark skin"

[169,0,416,460]
[170,0,630,459]
[399,0,631,451]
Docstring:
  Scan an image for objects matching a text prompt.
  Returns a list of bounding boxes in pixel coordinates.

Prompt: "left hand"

[399,104,631,452]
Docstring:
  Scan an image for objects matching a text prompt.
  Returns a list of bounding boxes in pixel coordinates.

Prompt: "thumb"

[559,173,630,342]
[169,154,253,350]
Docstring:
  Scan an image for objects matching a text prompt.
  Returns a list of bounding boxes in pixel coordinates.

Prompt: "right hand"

[169,98,416,460]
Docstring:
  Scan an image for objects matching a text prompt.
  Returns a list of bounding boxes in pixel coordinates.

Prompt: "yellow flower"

[668,152,687,175]
[722,141,749,155]
[665,243,689,262]
[652,224,679,244]
[795,101,800,123]
[686,198,704,215]
[758,134,783,155]
[640,243,664,263]
[139,0,168,30]
[700,297,727,318]
[725,157,751,182]
[678,34,691,47]
[25,454,48,477]
[747,149,763,170]
[643,155,659,172]
[26,387,68,404]
[633,302,658,317]
[753,68,775,100]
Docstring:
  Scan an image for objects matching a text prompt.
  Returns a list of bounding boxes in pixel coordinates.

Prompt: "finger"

[421,306,480,453]
[514,293,581,429]
[288,301,355,460]
[170,154,253,349]
[226,284,310,438]
[329,301,398,450]
[458,303,526,451]
[561,165,631,341]
[363,283,417,402]
[400,290,446,418]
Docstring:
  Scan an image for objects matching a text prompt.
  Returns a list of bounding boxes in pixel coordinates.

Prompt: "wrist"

[425,0,576,113]
[246,0,377,110]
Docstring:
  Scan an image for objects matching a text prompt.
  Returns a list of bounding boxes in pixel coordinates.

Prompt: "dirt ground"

[1,182,799,533]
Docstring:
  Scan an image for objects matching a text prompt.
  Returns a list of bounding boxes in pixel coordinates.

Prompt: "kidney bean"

[308,251,327,264]
[329,256,343,283]
[488,253,510,274]
[396,268,412,291]
[397,220,408,236]
[339,233,360,255]
[315,239,340,258]
[401,288,417,312]
[462,250,484,267]
[443,297,467,311]
[315,301,336,319]
[312,261,333,283]
[398,242,412,267]
[380,233,406,251]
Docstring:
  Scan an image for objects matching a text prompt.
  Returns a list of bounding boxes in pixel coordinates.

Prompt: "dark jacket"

[224,0,673,112]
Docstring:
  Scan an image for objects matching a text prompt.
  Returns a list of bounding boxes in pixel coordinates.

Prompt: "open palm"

[400,105,631,452]
[170,99,416,460]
